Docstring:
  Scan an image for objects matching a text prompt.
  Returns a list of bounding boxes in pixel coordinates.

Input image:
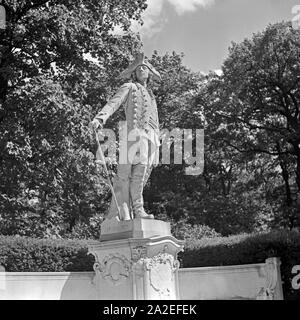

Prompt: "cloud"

[137,0,215,38]
[130,0,166,39]
[112,0,215,39]
[167,0,215,15]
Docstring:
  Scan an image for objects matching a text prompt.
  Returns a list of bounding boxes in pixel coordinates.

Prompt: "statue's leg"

[106,164,132,221]
[130,164,154,219]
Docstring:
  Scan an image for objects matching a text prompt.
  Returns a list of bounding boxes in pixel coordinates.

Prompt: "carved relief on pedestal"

[143,253,180,299]
[93,254,132,286]
[131,245,147,262]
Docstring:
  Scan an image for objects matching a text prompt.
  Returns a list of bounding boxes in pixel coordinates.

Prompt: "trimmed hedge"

[0,230,300,299]
[180,230,300,300]
[0,236,95,272]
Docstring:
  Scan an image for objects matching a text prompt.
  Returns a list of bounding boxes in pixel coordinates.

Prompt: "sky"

[128,0,300,73]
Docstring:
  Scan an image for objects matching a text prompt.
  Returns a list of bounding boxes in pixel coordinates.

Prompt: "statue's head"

[131,64,153,84]
[135,64,150,82]
[118,53,161,82]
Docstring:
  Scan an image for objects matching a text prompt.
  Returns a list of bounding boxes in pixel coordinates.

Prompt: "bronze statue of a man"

[90,53,161,221]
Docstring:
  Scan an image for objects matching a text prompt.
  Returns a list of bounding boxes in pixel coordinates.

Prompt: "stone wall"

[178,258,283,300]
[0,258,283,300]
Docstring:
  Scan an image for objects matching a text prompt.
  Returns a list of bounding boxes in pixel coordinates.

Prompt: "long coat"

[95,81,160,166]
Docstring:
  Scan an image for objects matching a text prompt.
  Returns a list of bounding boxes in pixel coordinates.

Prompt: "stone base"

[88,219,184,300]
[100,217,171,241]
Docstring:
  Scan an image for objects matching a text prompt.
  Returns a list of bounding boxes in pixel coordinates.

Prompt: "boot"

[106,166,132,221]
[130,164,154,219]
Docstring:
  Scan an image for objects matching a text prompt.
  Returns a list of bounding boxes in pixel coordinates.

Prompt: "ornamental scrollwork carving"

[131,245,147,263]
[142,253,180,299]
[93,254,132,286]
[143,253,177,271]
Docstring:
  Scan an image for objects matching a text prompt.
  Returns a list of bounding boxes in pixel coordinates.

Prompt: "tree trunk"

[294,145,300,192]
[276,144,293,206]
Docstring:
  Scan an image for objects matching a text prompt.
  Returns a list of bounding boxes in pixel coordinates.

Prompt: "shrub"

[0,236,94,272]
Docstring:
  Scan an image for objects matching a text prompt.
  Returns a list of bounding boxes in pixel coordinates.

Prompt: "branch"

[217,111,289,133]
[224,139,290,156]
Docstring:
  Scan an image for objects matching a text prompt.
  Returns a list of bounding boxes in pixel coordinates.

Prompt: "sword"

[93,127,122,221]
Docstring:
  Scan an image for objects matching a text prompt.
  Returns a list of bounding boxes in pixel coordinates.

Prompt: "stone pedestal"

[88,219,184,300]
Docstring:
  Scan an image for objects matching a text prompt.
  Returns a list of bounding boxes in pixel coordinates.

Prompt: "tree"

[202,21,300,231]
[0,0,147,237]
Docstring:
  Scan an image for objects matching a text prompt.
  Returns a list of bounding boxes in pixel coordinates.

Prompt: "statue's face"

[135,64,149,83]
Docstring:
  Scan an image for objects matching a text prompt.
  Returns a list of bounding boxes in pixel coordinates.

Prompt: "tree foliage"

[0,0,146,237]
[199,21,300,233]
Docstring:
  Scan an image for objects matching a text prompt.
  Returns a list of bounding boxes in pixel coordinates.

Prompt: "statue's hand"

[90,119,103,131]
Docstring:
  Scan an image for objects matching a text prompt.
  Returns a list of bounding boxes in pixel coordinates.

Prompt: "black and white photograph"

[0,0,300,307]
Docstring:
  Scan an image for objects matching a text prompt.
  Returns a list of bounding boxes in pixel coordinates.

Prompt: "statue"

[90,53,161,221]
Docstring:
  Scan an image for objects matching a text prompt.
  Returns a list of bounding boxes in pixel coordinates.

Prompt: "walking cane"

[93,127,122,221]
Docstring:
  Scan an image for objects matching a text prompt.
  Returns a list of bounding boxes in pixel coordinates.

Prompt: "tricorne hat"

[118,53,161,82]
